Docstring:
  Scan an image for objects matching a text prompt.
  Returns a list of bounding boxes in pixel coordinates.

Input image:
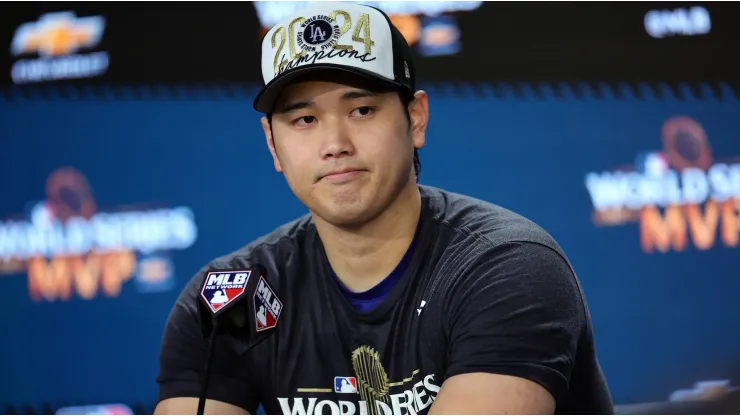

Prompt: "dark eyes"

[292,116,316,127]
[351,106,374,117]
[291,107,375,127]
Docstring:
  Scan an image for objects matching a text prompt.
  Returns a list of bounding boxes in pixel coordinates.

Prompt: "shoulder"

[419,186,582,312]
[212,214,315,268]
[420,185,566,258]
[175,214,315,310]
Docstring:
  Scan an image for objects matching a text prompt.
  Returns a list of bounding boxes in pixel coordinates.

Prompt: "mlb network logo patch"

[253,276,282,332]
[335,377,357,393]
[200,270,251,314]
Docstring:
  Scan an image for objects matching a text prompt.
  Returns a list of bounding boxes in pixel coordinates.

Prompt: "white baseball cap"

[253,2,416,113]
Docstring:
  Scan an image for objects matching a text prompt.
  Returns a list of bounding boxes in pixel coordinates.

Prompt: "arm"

[155,268,259,415]
[429,242,585,414]
[155,398,248,415]
[431,373,554,414]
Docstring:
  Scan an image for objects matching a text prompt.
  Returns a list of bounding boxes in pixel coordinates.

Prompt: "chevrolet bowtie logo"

[10,11,106,58]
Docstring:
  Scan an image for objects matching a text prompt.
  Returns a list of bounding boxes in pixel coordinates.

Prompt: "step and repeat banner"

[2,84,740,414]
[2,1,739,415]
[0,1,737,86]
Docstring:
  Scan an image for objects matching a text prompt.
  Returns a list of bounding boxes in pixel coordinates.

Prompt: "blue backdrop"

[1,82,739,411]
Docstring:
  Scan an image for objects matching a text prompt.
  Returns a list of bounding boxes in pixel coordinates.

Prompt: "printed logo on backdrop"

[418,16,461,57]
[669,379,736,402]
[584,116,740,254]
[56,404,133,415]
[0,167,198,302]
[10,11,110,84]
[644,6,711,39]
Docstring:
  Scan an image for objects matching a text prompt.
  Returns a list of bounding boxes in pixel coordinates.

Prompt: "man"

[155,2,613,414]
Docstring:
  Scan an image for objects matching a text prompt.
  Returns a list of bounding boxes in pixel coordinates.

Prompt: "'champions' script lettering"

[277,49,376,76]
[278,374,440,415]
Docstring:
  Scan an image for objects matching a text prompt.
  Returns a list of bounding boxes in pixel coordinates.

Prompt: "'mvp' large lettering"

[640,200,740,253]
[27,250,136,302]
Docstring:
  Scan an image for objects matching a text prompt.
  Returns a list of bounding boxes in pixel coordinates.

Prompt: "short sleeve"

[445,242,585,407]
[156,266,260,413]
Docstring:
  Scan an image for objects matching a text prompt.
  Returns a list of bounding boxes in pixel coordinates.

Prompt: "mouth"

[319,168,365,183]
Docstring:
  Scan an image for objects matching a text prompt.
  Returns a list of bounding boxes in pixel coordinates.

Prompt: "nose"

[319,119,355,159]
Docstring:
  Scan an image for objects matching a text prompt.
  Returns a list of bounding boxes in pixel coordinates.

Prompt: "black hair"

[266,88,421,181]
[398,90,421,181]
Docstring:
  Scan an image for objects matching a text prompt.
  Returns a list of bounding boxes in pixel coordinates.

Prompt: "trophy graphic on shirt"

[351,345,390,415]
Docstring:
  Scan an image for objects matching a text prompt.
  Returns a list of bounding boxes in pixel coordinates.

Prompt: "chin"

[314,202,380,229]
[307,188,389,228]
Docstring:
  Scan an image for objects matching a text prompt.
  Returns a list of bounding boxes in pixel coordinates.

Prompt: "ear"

[408,90,428,150]
[262,116,283,172]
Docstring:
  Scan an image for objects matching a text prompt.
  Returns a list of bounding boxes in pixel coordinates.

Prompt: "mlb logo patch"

[334,377,357,393]
[253,276,282,332]
[200,270,251,314]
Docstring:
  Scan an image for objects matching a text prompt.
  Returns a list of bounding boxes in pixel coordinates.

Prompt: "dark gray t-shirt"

[157,185,613,415]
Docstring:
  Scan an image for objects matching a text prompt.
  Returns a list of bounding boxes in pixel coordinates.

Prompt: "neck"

[314,182,422,293]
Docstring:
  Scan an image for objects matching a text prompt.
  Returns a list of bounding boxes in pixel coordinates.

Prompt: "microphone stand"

[197,320,219,415]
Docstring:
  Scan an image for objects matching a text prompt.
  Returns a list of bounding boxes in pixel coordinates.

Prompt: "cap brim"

[253,64,405,113]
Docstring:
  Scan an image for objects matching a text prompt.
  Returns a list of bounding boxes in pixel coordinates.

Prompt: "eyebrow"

[342,90,378,100]
[273,89,380,114]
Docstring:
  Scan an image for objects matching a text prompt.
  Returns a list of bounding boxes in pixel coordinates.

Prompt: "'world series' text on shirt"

[277,373,440,415]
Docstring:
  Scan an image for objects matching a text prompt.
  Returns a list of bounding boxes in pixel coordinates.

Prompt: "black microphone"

[195,265,282,415]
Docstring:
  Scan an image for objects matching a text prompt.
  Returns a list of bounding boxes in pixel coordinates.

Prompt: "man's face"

[262,80,427,227]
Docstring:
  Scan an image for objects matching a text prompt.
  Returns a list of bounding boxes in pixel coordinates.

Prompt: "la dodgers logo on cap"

[200,270,251,314]
[253,276,282,331]
[297,14,341,53]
